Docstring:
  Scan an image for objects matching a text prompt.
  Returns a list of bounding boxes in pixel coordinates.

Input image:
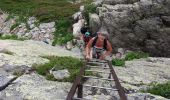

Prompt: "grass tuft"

[112,59,125,66]
[142,82,170,99]
[0,34,25,41]
[125,52,149,61]
[112,51,149,66]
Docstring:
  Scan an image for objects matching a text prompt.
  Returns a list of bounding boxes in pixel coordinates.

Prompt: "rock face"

[72,5,86,38]
[0,13,55,44]
[91,0,170,57]
[0,73,71,100]
[115,57,170,91]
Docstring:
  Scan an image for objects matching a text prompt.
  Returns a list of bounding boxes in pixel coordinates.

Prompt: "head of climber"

[97,32,108,41]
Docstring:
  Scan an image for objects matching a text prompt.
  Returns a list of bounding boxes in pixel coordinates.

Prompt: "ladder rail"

[66,61,86,100]
[107,61,127,100]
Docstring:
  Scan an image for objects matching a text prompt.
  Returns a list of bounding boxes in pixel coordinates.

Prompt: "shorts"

[92,46,105,59]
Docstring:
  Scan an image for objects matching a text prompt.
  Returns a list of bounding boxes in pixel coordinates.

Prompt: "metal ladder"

[66,59,127,100]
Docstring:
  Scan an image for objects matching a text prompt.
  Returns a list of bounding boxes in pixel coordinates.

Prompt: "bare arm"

[101,40,113,59]
[85,37,94,57]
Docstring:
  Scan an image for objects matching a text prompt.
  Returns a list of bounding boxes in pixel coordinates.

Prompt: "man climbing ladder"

[85,32,113,60]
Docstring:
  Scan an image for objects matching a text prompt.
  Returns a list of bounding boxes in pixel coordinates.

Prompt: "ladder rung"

[89,59,107,63]
[83,75,114,81]
[72,97,90,100]
[87,62,104,65]
[85,70,111,74]
[86,65,110,69]
[83,84,118,91]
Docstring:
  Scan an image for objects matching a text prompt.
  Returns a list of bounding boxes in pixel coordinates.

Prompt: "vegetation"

[125,51,149,61]
[0,0,81,22]
[112,52,149,66]
[33,56,83,82]
[0,34,25,41]
[112,59,125,66]
[13,71,24,77]
[143,82,170,99]
[52,19,74,45]
[84,3,97,25]
[0,0,94,45]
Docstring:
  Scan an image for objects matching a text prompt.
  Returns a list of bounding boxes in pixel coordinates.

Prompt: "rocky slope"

[90,0,170,57]
[0,40,83,100]
[0,12,55,44]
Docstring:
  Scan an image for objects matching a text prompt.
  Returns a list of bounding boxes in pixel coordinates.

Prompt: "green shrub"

[125,52,149,61]
[112,59,125,66]
[143,82,170,99]
[34,56,83,82]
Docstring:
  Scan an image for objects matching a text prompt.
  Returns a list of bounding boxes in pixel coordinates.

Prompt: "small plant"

[125,52,149,61]
[13,71,23,77]
[112,59,125,66]
[143,82,170,99]
[46,74,56,81]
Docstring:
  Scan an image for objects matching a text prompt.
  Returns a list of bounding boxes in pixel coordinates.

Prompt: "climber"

[80,26,92,46]
[85,32,113,60]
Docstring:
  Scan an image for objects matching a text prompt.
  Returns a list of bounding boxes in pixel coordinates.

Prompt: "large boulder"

[91,0,170,57]
[89,13,101,34]
[73,19,85,37]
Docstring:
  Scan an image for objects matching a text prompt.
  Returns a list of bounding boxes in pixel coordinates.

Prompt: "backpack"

[92,36,107,50]
[80,27,88,34]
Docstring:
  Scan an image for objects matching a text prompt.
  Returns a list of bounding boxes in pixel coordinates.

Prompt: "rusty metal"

[77,84,83,98]
[107,61,127,100]
[66,61,86,100]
